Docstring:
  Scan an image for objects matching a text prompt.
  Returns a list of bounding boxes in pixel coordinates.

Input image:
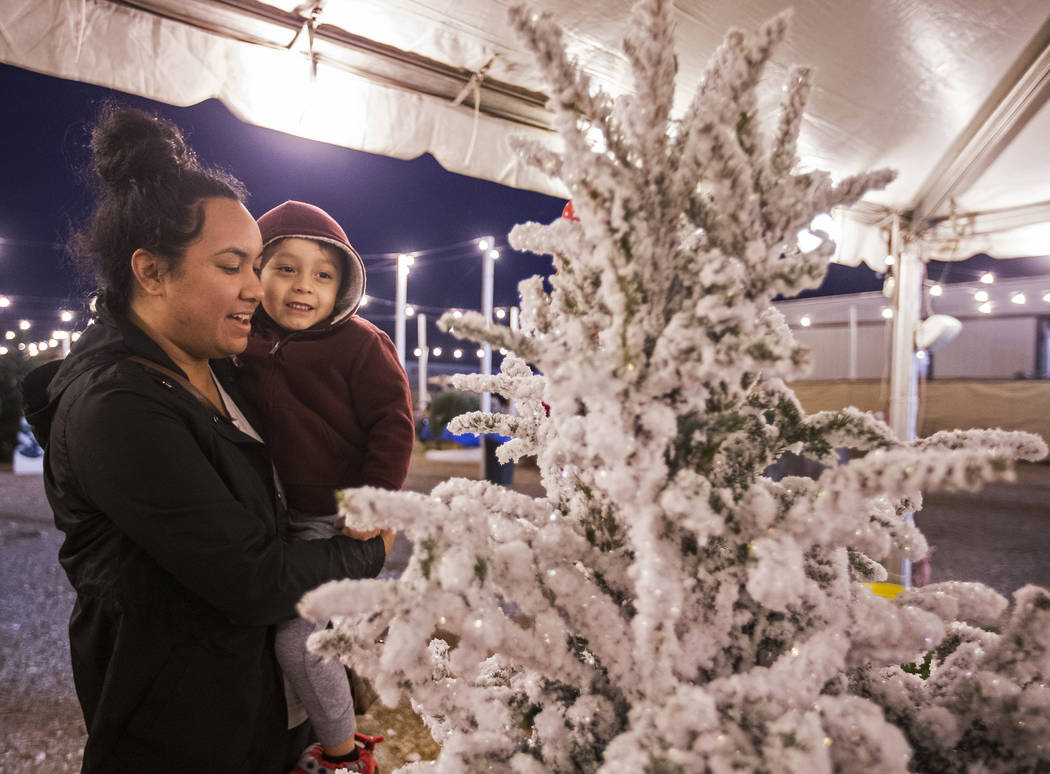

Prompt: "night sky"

[1,61,1043,358]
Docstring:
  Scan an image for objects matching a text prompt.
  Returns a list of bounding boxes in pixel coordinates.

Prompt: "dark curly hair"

[71,104,247,315]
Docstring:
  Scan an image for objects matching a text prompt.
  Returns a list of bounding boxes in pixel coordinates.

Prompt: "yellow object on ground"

[864,582,905,599]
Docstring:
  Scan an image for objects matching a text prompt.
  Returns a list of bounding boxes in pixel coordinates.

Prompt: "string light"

[405,305,415,317]
[432,347,443,357]
[978,302,992,314]
[495,308,506,320]
[488,249,500,261]
[880,307,893,319]
[0,346,7,355]
[974,290,989,303]
[885,254,895,266]
[413,347,423,357]
[477,237,491,252]
[18,320,30,330]
[799,315,811,327]
[1011,292,1026,305]
[1043,291,1050,303]
[59,310,74,322]
[453,349,463,359]
[0,296,10,307]
[476,348,485,358]
[929,284,943,297]
[980,272,995,284]
[4,331,13,340]
[359,295,369,307]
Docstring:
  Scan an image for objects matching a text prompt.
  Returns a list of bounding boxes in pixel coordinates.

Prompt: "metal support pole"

[480,246,494,414]
[848,305,857,379]
[509,306,520,332]
[479,242,496,479]
[395,254,410,367]
[887,215,922,587]
[417,313,428,413]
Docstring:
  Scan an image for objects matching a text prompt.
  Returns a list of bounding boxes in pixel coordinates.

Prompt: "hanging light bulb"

[929,284,943,297]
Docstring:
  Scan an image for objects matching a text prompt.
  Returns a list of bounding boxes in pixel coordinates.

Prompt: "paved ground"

[0,451,1046,772]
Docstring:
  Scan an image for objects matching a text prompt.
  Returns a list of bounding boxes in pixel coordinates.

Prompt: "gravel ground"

[1,451,1046,772]
[0,449,538,773]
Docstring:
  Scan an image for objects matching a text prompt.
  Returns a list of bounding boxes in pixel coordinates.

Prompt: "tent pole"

[848,305,858,379]
[888,214,921,586]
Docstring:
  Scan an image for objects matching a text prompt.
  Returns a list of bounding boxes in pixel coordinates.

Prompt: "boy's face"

[258,237,344,331]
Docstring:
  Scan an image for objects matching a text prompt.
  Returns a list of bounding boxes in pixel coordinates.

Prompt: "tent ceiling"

[2,0,1048,261]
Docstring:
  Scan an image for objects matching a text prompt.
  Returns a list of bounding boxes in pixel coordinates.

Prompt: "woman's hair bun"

[90,104,197,188]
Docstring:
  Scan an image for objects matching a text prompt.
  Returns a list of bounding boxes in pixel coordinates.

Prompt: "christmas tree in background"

[303,1,1050,771]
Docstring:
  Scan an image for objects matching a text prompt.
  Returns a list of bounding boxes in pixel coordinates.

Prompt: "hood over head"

[256,200,366,322]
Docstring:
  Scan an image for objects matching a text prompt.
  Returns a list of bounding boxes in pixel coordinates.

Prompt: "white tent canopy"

[3,0,1048,267]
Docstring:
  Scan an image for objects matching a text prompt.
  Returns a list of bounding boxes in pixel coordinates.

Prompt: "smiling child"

[236,200,414,773]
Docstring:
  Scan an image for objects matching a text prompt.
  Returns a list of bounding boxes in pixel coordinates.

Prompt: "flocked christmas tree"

[303,1,1050,771]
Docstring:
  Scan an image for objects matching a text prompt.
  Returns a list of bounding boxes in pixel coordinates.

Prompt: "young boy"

[237,200,414,774]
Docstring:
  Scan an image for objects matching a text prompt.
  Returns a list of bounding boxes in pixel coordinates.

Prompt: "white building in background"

[776,275,1050,381]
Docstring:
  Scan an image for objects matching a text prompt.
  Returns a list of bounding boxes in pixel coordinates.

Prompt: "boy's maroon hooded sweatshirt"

[237,201,414,515]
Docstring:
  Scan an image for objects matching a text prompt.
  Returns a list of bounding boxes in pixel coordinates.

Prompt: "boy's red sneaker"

[290,733,384,774]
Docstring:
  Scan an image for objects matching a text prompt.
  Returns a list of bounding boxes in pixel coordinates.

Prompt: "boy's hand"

[379,528,395,556]
[340,525,380,541]
[337,520,396,556]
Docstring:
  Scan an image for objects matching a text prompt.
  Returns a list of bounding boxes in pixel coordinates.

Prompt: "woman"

[21,106,393,774]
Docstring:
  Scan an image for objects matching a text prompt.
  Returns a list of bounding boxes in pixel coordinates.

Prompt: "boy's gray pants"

[276,513,356,747]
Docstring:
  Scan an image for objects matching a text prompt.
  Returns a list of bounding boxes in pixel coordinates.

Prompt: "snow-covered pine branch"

[305,1,1050,771]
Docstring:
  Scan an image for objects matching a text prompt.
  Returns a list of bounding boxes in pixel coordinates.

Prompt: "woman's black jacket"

[21,312,385,774]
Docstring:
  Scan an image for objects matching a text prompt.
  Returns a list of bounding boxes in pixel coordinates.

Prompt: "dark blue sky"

[1,61,1042,356]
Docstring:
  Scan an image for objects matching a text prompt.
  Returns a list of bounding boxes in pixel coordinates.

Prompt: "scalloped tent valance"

[2,0,1047,265]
